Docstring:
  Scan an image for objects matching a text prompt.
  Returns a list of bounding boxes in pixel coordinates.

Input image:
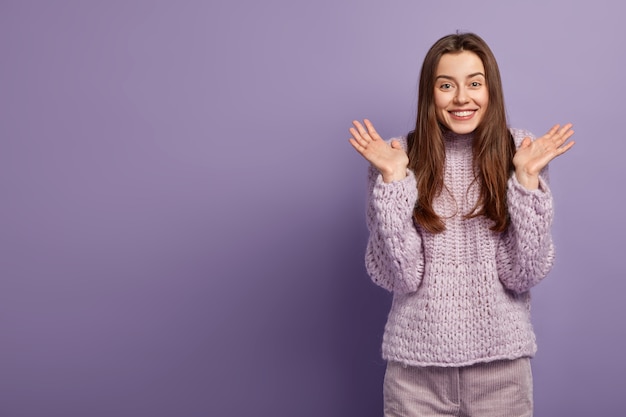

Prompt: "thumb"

[390,139,402,149]
[520,137,532,149]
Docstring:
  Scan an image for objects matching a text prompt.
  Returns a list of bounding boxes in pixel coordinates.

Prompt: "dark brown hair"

[407,32,515,234]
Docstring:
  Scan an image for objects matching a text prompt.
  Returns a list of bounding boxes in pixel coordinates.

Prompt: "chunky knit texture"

[365,128,555,367]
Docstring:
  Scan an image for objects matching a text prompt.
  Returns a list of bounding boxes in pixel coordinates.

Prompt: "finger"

[348,137,365,154]
[557,123,574,140]
[364,119,382,141]
[349,129,370,152]
[558,139,576,153]
[352,120,364,131]
[553,140,576,158]
[348,136,372,157]
[558,122,573,134]
[544,124,560,138]
[551,124,574,146]
[560,128,575,143]
[352,120,372,141]
[349,126,369,147]
[349,126,361,140]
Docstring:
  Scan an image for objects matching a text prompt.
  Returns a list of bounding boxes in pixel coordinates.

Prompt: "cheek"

[479,91,489,108]
[433,92,448,113]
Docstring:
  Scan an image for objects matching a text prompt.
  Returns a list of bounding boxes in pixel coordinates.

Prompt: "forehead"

[436,51,485,77]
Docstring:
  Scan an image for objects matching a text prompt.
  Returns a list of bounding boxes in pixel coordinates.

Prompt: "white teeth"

[452,111,474,117]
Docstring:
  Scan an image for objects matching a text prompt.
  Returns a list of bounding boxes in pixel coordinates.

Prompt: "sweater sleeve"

[496,130,555,293]
[364,164,425,294]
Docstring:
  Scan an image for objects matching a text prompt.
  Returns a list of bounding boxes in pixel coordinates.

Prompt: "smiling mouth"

[450,110,476,117]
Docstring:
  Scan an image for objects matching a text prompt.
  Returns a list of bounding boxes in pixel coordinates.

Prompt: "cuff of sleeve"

[508,174,553,218]
[371,169,417,209]
[369,169,417,236]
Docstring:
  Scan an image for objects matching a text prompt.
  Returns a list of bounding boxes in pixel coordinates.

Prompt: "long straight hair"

[407,33,515,234]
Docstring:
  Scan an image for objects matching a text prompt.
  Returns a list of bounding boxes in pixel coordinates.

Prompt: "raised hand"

[513,123,575,190]
[349,119,408,183]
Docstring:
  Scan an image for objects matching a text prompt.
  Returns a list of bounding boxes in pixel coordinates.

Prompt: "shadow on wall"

[205,187,391,416]
[327,208,392,417]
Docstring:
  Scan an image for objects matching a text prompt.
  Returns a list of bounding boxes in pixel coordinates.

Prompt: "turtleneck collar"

[442,129,474,150]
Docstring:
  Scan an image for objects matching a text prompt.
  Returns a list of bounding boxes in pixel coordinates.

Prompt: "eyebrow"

[436,72,485,81]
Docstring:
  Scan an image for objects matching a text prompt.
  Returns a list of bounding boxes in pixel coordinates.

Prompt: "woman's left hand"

[513,123,575,190]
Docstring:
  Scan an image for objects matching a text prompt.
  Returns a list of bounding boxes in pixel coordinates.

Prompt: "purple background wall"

[1,1,623,416]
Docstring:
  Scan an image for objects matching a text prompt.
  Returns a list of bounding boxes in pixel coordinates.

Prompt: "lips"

[450,110,476,117]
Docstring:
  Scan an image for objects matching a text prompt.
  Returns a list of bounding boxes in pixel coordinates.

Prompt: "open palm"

[348,119,408,183]
[513,123,575,189]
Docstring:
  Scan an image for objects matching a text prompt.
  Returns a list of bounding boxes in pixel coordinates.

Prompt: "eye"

[439,83,453,90]
[470,81,482,88]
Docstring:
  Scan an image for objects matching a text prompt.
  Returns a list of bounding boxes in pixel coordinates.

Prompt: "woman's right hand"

[348,119,408,183]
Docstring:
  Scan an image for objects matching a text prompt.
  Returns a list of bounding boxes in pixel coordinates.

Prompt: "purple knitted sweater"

[365,128,554,367]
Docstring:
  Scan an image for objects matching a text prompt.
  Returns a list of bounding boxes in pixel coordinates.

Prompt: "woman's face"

[433,51,489,134]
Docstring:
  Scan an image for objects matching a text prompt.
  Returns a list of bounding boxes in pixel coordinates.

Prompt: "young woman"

[348,33,575,417]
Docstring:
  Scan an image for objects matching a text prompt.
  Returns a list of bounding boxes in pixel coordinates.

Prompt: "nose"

[454,87,469,104]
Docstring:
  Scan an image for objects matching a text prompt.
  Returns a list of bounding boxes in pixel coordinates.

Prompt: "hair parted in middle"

[407,32,516,234]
